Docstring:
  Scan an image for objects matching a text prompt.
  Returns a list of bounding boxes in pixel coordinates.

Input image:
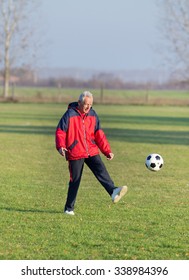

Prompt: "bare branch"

[0,0,42,97]
[156,0,189,80]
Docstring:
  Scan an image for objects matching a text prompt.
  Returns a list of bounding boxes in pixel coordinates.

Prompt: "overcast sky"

[40,0,162,71]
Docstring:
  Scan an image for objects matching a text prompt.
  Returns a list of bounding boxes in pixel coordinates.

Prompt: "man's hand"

[106,153,114,160]
[58,147,68,157]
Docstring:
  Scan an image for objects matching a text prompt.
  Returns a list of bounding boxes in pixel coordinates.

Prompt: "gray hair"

[78,91,93,103]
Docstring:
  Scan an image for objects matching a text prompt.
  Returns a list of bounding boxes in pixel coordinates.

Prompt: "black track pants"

[64,154,116,211]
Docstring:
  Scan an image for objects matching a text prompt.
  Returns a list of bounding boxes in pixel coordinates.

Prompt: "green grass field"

[0,101,189,260]
[5,86,189,99]
[1,87,189,105]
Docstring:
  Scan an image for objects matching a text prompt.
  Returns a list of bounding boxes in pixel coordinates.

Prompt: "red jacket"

[55,102,112,160]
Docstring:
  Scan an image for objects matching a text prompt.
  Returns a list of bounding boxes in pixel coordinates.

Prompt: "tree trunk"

[3,67,10,98]
[3,39,10,98]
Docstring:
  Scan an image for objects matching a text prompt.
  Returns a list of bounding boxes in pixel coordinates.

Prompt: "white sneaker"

[64,210,75,215]
[111,186,128,203]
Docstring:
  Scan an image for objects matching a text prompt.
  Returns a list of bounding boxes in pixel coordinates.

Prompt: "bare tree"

[0,0,40,98]
[157,0,189,80]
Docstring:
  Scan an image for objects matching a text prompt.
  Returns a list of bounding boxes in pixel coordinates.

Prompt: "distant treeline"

[1,67,189,90]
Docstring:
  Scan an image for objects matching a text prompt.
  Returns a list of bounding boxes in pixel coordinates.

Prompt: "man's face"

[78,96,93,114]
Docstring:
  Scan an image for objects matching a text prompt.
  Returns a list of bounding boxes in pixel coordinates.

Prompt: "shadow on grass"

[0,206,61,214]
[1,113,189,126]
[100,114,189,127]
[0,125,55,135]
[104,128,189,145]
[0,114,189,145]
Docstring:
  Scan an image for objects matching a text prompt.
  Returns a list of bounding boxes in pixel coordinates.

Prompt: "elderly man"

[55,91,128,215]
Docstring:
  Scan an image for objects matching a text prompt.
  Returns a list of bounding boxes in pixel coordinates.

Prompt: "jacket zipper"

[82,117,89,156]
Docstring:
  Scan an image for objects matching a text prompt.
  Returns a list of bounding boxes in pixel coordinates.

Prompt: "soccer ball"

[145,153,164,172]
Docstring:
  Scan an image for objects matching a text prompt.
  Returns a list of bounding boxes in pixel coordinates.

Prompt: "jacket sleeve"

[55,112,69,150]
[94,114,112,156]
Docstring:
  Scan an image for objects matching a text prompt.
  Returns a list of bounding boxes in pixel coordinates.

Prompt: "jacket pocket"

[68,140,78,150]
[91,139,96,145]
